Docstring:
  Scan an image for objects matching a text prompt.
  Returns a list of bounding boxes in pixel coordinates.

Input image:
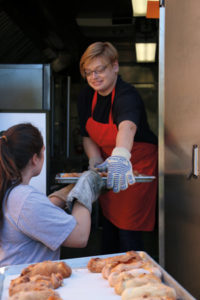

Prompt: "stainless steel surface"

[143,253,196,300]
[55,173,156,184]
[0,252,196,300]
[158,5,165,268]
[164,0,200,298]
[0,64,50,110]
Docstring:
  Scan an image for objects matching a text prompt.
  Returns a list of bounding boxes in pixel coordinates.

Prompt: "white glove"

[96,147,135,193]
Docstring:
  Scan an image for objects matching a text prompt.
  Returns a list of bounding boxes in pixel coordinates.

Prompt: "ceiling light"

[135,43,157,62]
[131,0,148,17]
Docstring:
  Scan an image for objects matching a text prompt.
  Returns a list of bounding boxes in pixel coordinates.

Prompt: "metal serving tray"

[0,252,196,300]
[55,173,156,184]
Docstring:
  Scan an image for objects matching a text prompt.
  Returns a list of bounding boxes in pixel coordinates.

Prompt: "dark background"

[0,0,159,260]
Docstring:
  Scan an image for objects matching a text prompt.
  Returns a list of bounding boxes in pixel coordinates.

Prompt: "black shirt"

[77,76,157,145]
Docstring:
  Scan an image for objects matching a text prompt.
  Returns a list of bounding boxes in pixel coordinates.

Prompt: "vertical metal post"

[50,75,55,158]
[158,5,165,267]
[66,76,71,159]
[43,64,51,110]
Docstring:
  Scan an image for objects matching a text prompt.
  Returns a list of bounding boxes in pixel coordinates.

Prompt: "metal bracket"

[187,144,199,179]
[160,0,165,7]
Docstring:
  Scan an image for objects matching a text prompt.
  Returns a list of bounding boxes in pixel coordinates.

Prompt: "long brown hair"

[0,123,43,222]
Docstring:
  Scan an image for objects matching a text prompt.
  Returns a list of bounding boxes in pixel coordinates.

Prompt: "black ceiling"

[0,0,158,74]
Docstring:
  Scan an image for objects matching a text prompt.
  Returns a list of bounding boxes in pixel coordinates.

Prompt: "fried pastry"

[8,288,62,300]
[10,273,63,291]
[121,282,176,300]
[108,267,162,287]
[101,261,120,279]
[106,260,144,276]
[87,251,141,273]
[21,261,71,278]
[109,260,158,276]
[9,281,52,297]
[9,274,63,296]
[61,173,81,178]
[114,273,161,295]
[102,258,143,279]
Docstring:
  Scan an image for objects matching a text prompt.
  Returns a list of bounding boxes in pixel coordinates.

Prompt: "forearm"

[115,120,137,152]
[48,184,75,208]
[83,136,102,159]
[62,202,91,248]
[94,121,137,193]
[48,196,65,208]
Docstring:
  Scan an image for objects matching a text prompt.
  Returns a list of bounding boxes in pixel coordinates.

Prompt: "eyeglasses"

[84,63,110,78]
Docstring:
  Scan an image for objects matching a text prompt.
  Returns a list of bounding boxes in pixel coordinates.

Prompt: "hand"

[88,156,104,171]
[66,170,105,213]
[48,184,75,205]
[96,147,135,193]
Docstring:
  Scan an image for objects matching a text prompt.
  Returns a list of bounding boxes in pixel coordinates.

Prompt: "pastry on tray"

[9,274,63,296]
[8,288,62,300]
[8,260,72,300]
[87,251,177,299]
[21,261,71,278]
[87,250,142,273]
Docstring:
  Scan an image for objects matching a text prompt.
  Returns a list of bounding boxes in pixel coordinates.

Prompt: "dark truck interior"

[0,0,159,260]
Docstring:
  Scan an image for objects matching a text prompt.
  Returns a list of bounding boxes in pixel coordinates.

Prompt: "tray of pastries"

[0,251,196,300]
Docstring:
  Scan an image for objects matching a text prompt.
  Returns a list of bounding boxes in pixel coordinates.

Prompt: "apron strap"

[91,89,115,124]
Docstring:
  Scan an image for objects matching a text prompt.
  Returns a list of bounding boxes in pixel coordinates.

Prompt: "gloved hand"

[88,156,104,171]
[96,147,135,193]
[66,170,106,213]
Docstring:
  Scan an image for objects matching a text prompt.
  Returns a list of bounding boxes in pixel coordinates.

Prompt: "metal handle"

[193,144,199,178]
[188,144,199,179]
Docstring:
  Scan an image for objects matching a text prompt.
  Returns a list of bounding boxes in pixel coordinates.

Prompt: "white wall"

[0,112,47,194]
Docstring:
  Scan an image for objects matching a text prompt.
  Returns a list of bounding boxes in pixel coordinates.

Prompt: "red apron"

[86,89,158,231]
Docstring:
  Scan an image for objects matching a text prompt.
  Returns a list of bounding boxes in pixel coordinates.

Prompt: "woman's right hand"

[88,156,104,170]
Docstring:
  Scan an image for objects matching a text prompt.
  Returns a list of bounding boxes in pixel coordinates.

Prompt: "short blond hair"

[80,41,119,78]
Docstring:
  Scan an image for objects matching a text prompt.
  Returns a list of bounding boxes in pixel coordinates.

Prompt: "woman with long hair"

[0,123,97,267]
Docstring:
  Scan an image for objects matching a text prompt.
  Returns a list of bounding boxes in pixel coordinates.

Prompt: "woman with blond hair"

[78,41,158,253]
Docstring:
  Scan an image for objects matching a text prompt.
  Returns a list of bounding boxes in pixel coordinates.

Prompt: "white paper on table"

[2,268,121,300]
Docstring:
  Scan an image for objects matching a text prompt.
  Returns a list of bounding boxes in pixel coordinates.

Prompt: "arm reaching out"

[96,120,137,193]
